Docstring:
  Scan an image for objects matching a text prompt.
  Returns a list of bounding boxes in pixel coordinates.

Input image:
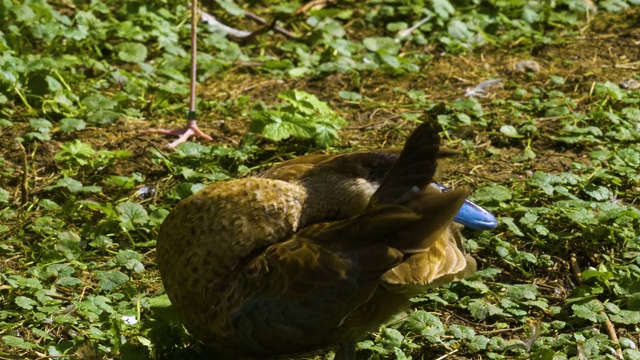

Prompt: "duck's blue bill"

[435,183,498,230]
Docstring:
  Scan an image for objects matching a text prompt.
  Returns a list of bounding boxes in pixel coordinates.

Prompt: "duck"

[156,120,497,359]
[260,149,497,231]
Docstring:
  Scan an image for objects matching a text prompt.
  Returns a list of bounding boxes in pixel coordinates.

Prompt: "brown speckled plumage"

[156,121,476,359]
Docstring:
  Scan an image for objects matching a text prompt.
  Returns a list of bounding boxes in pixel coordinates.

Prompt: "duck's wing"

[231,185,468,355]
[224,205,412,354]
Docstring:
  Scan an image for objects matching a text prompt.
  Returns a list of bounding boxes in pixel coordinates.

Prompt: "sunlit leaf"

[116,42,147,63]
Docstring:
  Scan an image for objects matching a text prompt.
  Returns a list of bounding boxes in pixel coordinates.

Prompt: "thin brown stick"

[570,255,623,359]
[569,254,582,283]
[433,349,458,360]
[48,293,75,302]
[603,317,624,359]
[576,342,587,360]
[189,0,198,113]
[479,326,524,335]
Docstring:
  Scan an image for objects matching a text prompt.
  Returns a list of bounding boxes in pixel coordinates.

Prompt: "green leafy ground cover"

[1,0,640,359]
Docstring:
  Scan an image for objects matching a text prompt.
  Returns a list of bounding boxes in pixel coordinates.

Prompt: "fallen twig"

[479,326,524,335]
[434,349,458,360]
[570,254,624,360]
[397,15,432,39]
[615,61,640,69]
